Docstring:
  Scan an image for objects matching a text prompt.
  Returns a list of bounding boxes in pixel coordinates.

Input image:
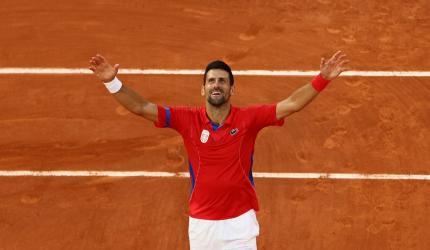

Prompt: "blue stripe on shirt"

[165,107,171,128]
[249,154,255,186]
[189,161,196,194]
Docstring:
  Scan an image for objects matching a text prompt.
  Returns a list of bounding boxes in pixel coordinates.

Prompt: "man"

[89,51,349,250]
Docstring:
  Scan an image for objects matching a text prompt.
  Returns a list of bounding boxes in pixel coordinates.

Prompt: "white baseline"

[0,68,430,77]
[1,171,430,180]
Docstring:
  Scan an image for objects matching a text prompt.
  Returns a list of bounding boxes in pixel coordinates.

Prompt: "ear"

[230,85,235,96]
[201,85,205,96]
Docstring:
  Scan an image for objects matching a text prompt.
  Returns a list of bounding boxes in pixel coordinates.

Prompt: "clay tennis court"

[1,0,429,249]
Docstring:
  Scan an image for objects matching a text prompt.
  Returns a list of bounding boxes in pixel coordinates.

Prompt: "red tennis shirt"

[154,104,284,220]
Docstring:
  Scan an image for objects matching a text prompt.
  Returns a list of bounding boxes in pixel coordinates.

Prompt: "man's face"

[202,69,234,107]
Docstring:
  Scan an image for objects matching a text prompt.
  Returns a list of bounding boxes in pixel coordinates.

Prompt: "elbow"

[277,101,299,119]
[288,101,302,113]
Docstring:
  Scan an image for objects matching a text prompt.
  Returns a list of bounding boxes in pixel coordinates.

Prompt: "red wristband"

[311,74,331,92]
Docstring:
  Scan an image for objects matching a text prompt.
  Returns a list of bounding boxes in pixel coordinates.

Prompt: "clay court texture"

[1,0,429,249]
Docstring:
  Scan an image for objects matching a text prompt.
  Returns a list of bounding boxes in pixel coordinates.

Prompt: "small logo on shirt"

[230,128,239,136]
[200,129,210,143]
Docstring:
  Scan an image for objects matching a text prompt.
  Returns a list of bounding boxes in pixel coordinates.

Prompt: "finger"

[98,54,107,62]
[113,64,120,75]
[89,66,96,72]
[94,55,102,64]
[92,58,100,65]
[320,57,325,68]
[90,57,97,64]
[330,51,342,61]
[337,54,348,62]
[330,50,341,60]
[95,55,106,64]
[340,66,350,72]
[338,60,350,67]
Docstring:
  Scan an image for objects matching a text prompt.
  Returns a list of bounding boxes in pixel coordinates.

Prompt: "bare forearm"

[276,51,350,119]
[288,83,319,109]
[112,84,157,122]
[89,55,158,122]
[276,83,318,119]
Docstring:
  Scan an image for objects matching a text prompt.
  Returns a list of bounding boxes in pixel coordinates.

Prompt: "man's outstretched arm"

[276,51,350,119]
[89,54,158,122]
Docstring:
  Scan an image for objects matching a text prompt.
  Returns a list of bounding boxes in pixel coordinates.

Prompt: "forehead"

[206,69,229,79]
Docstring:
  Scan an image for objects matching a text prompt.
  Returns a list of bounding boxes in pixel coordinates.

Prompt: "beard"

[207,89,231,107]
[207,95,227,107]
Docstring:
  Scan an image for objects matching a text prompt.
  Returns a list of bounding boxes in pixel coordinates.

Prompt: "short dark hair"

[203,60,234,86]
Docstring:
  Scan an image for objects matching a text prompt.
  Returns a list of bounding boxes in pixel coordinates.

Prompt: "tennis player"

[89,51,349,250]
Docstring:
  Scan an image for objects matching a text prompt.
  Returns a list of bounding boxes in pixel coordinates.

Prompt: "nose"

[212,80,223,88]
[214,81,222,87]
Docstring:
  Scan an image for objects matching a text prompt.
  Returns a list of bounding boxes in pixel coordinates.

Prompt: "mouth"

[210,91,222,97]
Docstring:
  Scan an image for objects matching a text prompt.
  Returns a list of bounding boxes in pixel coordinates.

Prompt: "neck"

[205,102,231,125]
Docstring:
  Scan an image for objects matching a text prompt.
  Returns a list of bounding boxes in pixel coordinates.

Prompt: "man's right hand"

[89,54,119,83]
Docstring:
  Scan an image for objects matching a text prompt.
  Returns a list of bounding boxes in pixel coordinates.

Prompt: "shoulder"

[164,105,201,114]
[169,106,203,120]
[235,104,277,114]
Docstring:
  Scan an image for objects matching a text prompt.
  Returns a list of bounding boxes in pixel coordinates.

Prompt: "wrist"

[311,73,331,92]
[104,77,123,94]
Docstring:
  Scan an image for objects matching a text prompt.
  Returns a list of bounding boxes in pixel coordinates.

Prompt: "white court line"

[0,68,430,77]
[1,171,430,180]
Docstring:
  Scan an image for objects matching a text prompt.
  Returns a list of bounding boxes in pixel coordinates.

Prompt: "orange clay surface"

[0,0,429,249]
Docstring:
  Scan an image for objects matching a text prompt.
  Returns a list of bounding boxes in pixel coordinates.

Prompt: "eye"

[208,78,215,83]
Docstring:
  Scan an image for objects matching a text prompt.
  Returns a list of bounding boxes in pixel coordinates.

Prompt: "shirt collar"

[200,105,235,126]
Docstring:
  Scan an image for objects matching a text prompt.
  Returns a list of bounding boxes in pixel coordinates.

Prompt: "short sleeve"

[248,104,284,131]
[154,105,194,135]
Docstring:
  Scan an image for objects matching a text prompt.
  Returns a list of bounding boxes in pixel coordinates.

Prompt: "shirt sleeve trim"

[165,107,171,128]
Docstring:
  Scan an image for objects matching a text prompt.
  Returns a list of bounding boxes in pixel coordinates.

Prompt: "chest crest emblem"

[200,129,210,143]
[230,128,239,136]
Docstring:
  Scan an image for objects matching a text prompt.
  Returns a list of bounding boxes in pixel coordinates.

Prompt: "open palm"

[89,54,119,82]
[320,51,350,80]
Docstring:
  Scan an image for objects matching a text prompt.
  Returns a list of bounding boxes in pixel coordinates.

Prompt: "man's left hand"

[320,51,350,80]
